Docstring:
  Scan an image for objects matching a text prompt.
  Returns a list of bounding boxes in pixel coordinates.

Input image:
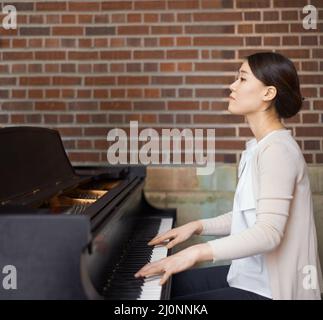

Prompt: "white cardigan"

[200,129,323,300]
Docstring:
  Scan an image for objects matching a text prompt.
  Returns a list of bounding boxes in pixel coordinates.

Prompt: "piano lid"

[0,126,83,204]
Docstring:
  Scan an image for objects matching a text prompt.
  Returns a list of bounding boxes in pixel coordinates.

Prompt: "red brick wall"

[0,0,322,164]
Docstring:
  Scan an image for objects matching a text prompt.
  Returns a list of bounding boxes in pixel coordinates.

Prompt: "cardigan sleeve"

[207,142,299,263]
[199,211,232,236]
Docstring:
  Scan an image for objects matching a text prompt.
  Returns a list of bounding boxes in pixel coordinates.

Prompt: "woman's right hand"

[148,220,204,249]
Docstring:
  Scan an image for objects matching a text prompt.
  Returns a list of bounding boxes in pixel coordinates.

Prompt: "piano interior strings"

[0,126,176,300]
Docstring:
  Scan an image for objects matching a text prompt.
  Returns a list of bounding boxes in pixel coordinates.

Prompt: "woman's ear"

[263,86,277,102]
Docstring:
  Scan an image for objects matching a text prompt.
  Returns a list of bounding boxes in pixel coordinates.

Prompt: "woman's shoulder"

[256,130,304,165]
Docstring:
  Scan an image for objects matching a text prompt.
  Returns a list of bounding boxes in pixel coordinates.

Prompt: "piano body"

[0,127,176,300]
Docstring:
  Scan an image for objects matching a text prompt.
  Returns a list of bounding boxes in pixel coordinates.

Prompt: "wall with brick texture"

[0,0,322,165]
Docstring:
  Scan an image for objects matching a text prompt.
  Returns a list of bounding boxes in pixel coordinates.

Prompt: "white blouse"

[226,131,285,299]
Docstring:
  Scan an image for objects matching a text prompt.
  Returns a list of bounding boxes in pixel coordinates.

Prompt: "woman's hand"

[148,220,204,249]
[134,243,214,285]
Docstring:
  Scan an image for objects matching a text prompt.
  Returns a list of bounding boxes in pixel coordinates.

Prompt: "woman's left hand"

[134,243,214,285]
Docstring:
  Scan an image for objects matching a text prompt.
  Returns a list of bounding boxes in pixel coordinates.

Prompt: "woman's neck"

[246,112,286,142]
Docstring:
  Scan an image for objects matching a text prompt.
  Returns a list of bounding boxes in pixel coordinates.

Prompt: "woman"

[135,52,323,300]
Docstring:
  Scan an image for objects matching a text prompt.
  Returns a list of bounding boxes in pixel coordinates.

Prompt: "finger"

[159,271,172,286]
[166,238,180,249]
[134,260,164,277]
[148,233,174,245]
[136,264,164,278]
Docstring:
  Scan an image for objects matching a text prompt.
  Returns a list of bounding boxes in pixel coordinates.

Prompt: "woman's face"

[228,61,270,116]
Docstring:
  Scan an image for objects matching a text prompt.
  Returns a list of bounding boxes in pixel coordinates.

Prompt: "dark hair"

[246,52,303,119]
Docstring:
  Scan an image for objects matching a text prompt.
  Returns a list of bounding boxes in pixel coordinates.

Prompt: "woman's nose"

[229,80,237,92]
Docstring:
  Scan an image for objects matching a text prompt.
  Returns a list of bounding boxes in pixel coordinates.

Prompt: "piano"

[0,126,176,300]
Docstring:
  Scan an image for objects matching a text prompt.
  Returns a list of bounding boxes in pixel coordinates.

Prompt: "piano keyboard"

[137,218,173,300]
[102,217,173,300]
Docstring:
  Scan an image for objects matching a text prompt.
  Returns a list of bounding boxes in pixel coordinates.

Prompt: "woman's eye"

[240,77,246,81]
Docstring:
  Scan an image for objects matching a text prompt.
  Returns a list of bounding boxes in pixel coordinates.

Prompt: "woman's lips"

[229,95,235,100]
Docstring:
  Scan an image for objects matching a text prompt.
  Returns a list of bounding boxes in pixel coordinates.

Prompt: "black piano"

[0,126,176,300]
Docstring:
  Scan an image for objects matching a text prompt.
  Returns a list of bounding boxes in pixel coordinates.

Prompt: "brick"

[311,49,323,59]
[134,51,164,59]
[175,114,190,123]
[100,101,132,110]
[36,2,66,10]
[0,90,9,99]
[185,25,234,34]
[111,14,126,23]
[195,62,241,72]
[168,101,199,110]
[215,140,245,150]
[194,37,243,46]
[53,77,82,86]
[101,51,131,60]
[160,14,174,24]
[244,12,261,20]
[118,76,149,85]
[102,1,132,10]
[281,11,299,20]
[299,75,323,84]
[296,127,323,137]
[133,101,165,111]
[134,1,166,10]
[161,63,175,72]
[194,12,242,21]
[255,24,289,33]
[144,89,159,98]
[118,26,149,35]
[69,102,98,111]
[11,115,25,123]
[237,0,270,7]
[264,36,280,46]
[35,51,66,60]
[151,26,182,34]
[2,102,33,111]
[196,88,230,98]
[302,113,319,123]
[301,62,318,72]
[152,76,182,85]
[142,114,157,123]
[0,114,9,123]
[53,27,84,36]
[282,36,299,46]
[238,24,253,33]
[86,27,115,36]
[26,114,42,123]
[144,13,159,23]
[201,0,234,9]
[20,27,50,36]
[69,2,100,11]
[246,37,262,46]
[263,11,279,20]
[168,1,199,9]
[12,89,26,98]
[2,52,33,60]
[4,2,33,10]
[62,15,76,23]
[0,77,16,86]
[166,50,198,59]
[127,89,142,98]
[68,51,98,60]
[186,76,233,85]
[84,76,115,86]
[273,0,308,7]
[20,77,50,86]
[35,102,65,111]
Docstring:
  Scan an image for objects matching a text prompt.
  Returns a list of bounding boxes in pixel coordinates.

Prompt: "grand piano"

[0,126,176,300]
